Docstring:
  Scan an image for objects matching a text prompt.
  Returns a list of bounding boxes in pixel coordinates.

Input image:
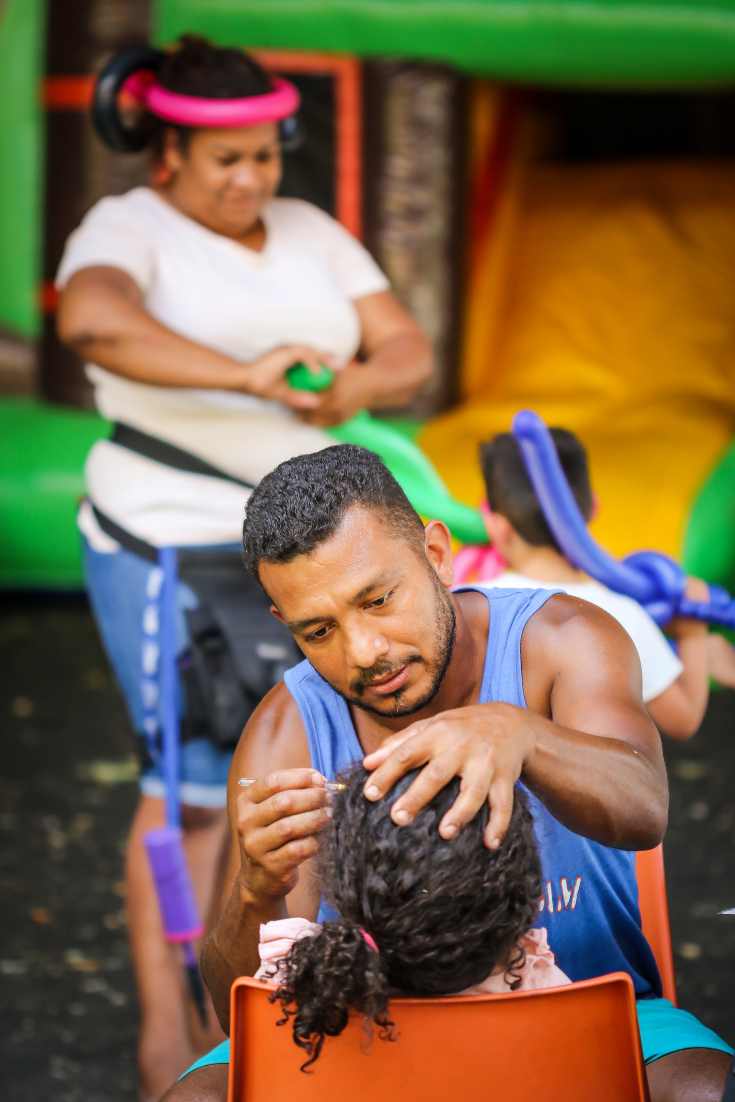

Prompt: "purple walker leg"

[142,546,207,1024]
[144,825,204,943]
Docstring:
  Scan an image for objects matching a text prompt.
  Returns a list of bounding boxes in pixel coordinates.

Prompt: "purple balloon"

[512,409,735,629]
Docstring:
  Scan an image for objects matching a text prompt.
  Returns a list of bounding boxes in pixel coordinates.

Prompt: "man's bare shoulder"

[528,591,639,652]
[231,679,311,778]
[521,592,644,715]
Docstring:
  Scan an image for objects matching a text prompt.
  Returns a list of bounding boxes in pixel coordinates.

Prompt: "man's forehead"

[260,507,416,615]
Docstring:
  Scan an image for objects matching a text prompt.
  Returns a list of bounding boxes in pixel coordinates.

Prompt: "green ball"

[286,362,335,392]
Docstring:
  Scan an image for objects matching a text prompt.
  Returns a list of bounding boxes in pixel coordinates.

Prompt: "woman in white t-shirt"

[55,37,431,1096]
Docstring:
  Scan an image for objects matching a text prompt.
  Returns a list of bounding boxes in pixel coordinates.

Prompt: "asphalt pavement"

[1,595,733,1101]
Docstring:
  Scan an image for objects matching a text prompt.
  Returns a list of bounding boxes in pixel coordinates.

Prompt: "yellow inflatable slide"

[421,91,735,559]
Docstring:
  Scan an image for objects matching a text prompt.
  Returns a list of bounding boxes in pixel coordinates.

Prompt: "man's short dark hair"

[479,429,592,550]
[242,444,426,582]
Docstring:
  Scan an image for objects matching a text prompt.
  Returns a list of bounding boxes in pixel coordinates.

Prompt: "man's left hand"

[361,702,537,850]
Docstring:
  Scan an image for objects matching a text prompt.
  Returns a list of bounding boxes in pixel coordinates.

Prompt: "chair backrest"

[227,972,649,1102]
[636,843,677,1005]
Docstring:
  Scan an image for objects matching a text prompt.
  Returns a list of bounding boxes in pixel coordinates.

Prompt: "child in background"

[255,767,569,1068]
[479,430,723,740]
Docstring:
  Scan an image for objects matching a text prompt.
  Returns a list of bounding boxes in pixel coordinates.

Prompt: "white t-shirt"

[56,188,390,547]
[480,572,684,703]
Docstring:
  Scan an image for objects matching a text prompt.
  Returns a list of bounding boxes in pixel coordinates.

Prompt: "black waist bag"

[178,550,301,750]
[92,426,300,751]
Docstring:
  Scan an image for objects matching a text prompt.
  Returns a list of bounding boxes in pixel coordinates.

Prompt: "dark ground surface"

[1,596,734,1101]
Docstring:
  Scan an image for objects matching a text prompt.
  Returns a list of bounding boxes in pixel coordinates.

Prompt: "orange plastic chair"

[227,971,649,1102]
[636,843,677,1005]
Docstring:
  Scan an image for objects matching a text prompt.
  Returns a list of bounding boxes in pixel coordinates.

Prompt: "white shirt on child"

[480,572,684,703]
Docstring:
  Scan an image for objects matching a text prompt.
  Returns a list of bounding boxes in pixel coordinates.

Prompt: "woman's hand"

[295,362,371,427]
[298,291,433,427]
[241,345,340,410]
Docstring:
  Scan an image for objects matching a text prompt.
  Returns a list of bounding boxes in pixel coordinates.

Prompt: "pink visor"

[123,70,300,128]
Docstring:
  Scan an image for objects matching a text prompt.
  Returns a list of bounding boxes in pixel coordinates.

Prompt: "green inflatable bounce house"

[2,0,735,589]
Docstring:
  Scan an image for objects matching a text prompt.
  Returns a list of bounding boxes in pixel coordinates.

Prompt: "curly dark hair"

[273,766,542,1068]
[242,444,426,585]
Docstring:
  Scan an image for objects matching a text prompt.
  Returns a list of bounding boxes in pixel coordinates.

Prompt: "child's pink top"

[461,928,571,993]
[254,917,322,982]
[254,919,570,992]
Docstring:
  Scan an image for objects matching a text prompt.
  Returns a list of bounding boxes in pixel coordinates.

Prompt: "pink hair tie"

[123,72,300,128]
[360,930,379,954]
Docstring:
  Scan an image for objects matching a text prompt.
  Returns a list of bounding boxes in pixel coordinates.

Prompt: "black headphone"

[92,45,302,154]
[92,46,165,153]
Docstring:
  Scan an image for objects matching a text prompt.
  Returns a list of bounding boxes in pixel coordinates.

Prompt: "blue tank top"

[283,586,661,998]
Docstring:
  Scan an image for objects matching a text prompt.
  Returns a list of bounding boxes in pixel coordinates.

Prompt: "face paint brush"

[237,777,346,792]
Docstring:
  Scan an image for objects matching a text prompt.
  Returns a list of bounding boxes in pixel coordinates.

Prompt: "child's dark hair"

[480,429,593,551]
[273,767,542,1067]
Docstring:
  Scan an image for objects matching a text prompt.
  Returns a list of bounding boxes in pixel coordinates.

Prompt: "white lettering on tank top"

[538,876,583,913]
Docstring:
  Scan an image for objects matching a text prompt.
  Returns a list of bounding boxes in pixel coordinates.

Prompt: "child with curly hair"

[253,766,569,1067]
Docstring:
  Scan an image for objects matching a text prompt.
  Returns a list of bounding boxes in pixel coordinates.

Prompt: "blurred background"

[1,2,735,1098]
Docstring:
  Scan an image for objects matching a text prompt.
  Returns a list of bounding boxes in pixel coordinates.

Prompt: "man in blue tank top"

[168,445,732,1102]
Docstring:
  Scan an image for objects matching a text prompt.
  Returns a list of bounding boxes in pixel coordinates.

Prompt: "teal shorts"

[181,998,732,1078]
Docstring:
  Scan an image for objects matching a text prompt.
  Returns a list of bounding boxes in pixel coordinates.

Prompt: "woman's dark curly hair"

[273,766,542,1068]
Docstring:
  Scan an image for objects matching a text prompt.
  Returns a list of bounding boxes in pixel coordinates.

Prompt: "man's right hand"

[235,769,333,900]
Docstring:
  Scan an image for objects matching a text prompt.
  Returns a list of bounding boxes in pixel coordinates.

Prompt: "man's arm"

[200,683,328,1033]
[363,595,668,852]
[519,595,668,846]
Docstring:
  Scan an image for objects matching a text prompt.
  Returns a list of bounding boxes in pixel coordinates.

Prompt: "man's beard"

[339,572,457,718]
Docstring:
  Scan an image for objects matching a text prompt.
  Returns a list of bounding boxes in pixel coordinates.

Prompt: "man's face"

[260,508,456,718]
